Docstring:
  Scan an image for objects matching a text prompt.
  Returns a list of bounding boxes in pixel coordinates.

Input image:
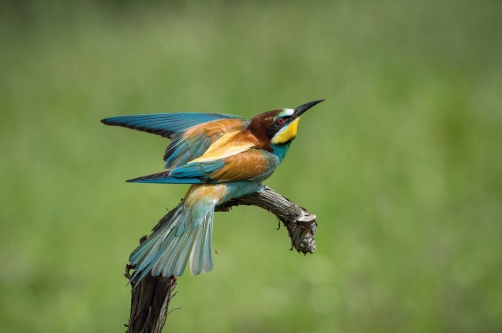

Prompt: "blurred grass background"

[1,0,501,332]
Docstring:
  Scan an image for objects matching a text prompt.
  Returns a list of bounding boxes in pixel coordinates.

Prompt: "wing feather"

[102,112,250,170]
[128,148,279,184]
[101,113,244,139]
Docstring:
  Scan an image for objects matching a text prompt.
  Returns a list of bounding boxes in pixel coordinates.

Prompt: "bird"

[101,99,324,283]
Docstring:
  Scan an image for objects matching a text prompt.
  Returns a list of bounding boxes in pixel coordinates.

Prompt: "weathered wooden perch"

[124,186,318,333]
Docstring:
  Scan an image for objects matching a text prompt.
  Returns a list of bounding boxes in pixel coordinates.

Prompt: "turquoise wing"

[127,149,280,184]
[102,112,250,169]
[101,113,243,139]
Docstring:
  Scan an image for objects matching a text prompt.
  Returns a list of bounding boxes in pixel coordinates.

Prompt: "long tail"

[129,201,215,284]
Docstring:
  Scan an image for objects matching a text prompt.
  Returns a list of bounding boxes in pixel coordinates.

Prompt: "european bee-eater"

[102,99,324,282]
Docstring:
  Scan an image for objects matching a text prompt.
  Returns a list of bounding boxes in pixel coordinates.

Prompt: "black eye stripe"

[266,116,291,138]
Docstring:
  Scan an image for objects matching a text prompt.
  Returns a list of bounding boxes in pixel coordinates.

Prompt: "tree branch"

[125,185,317,333]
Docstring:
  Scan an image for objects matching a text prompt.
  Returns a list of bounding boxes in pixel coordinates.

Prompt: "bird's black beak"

[291,99,325,120]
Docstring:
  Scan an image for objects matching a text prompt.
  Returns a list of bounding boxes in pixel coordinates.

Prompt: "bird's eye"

[277,118,285,125]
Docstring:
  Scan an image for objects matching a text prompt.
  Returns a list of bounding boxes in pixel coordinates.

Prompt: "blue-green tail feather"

[129,201,215,285]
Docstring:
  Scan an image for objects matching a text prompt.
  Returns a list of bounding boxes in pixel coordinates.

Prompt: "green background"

[1,1,501,332]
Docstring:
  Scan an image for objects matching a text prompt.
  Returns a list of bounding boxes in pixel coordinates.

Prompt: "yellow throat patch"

[271,118,300,145]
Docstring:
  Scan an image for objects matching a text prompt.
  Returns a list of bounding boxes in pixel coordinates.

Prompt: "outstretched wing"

[127,148,280,184]
[101,113,243,139]
[101,113,250,169]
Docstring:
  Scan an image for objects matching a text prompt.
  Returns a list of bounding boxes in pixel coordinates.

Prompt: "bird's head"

[247,99,325,149]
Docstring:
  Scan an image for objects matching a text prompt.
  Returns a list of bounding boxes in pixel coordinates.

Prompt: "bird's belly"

[184,181,263,208]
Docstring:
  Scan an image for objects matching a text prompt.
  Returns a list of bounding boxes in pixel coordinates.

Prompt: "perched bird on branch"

[102,99,325,283]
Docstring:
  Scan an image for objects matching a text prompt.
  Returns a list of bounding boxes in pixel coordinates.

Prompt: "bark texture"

[125,185,317,333]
